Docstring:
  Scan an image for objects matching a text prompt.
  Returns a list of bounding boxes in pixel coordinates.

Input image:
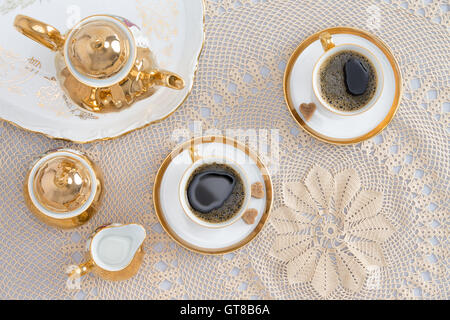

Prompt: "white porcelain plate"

[153,137,273,255]
[284,27,402,144]
[0,0,204,143]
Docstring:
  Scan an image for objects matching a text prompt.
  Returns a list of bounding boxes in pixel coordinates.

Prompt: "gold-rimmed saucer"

[284,27,402,145]
[153,136,273,255]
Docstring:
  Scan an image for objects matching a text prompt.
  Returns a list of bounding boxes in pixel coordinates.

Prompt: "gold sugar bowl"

[24,149,103,229]
[14,14,185,113]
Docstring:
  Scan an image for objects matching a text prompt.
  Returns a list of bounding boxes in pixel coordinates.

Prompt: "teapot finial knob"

[92,37,104,50]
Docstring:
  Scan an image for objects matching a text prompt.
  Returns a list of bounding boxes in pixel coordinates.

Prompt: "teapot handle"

[142,70,185,91]
[14,15,65,51]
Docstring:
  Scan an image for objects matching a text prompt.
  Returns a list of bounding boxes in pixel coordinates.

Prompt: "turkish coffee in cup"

[319,50,378,112]
[312,33,384,116]
[186,163,245,224]
[179,157,251,228]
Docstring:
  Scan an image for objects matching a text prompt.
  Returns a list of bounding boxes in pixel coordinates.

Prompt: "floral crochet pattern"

[270,166,394,297]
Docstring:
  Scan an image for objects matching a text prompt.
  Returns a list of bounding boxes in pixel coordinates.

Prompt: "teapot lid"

[29,150,97,214]
[65,16,136,86]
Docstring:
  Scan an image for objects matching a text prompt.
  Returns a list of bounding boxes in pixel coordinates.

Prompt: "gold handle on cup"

[319,32,335,52]
[189,141,202,163]
[14,15,65,51]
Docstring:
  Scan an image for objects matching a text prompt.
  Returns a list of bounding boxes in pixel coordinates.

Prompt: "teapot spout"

[143,70,185,90]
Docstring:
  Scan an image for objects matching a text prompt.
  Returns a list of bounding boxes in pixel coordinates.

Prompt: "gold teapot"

[14,14,185,113]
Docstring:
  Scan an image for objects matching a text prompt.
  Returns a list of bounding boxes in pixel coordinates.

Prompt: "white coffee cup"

[179,157,251,229]
[312,32,384,116]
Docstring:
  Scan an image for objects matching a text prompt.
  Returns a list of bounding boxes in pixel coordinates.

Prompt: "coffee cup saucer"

[153,136,273,255]
[284,27,402,144]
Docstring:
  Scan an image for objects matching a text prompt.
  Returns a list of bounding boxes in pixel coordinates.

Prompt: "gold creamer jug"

[14,14,185,112]
[68,224,146,281]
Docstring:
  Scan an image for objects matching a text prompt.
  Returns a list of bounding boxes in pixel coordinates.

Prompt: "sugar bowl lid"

[25,149,103,227]
[64,16,136,87]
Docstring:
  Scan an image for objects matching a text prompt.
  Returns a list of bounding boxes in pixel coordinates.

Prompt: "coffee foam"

[186,163,245,223]
[319,50,377,112]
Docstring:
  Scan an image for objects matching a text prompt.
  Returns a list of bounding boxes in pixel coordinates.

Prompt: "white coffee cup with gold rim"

[312,32,385,116]
[179,152,252,229]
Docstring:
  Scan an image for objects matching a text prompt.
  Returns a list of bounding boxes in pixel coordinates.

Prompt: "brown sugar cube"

[299,103,316,121]
[251,182,265,199]
[242,209,258,225]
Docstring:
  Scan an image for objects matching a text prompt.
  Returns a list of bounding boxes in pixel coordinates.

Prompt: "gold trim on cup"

[153,136,273,255]
[283,26,403,145]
